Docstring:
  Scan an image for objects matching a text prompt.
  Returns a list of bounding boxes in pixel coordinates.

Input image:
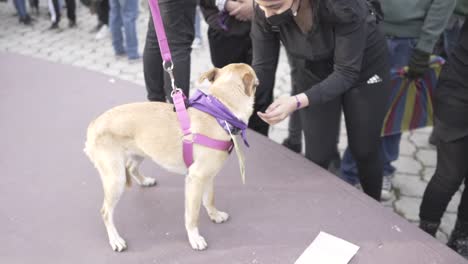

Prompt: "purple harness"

[148,0,246,168]
[172,90,249,168]
[189,90,249,147]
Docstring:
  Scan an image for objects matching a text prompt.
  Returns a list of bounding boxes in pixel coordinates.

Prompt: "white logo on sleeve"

[367,74,382,84]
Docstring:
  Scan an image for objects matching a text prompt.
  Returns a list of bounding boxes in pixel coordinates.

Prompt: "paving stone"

[416,149,437,168]
[447,192,461,214]
[399,139,416,156]
[440,213,457,237]
[409,132,435,150]
[394,197,421,221]
[422,167,436,182]
[393,156,422,175]
[392,174,427,198]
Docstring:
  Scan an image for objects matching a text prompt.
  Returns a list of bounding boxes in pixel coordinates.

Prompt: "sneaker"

[90,23,103,33]
[191,37,202,49]
[69,20,77,28]
[49,22,59,30]
[95,25,109,40]
[381,175,394,201]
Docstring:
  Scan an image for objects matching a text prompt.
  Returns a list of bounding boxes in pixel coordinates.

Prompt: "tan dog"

[84,63,258,251]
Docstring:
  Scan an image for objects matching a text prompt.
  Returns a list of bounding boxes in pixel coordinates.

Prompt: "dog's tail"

[83,118,99,166]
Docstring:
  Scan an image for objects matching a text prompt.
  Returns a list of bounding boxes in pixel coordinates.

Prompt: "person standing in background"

[199,0,252,67]
[109,0,140,60]
[340,0,456,200]
[13,0,32,25]
[49,0,77,29]
[419,4,468,256]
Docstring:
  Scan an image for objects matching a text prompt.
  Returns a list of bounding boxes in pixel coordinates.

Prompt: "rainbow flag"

[381,56,445,136]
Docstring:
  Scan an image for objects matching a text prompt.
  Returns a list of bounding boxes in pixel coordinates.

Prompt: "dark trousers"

[420,135,468,223]
[143,0,196,102]
[97,0,109,25]
[51,0,76,23]
[207,27,252,68]
[296,65,391,200]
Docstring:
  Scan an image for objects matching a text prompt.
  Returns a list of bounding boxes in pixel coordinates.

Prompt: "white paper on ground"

[295,232,360,264]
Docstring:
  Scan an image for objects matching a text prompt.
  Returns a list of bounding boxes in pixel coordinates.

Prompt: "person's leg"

[300,97,341,170]
[419,136,468,228]
[121,0,139,59]
[282,54,303,153]
[343,65,391,201]
[99,0,110,25]
[143,15,166,102]
[13,0,27,19]
[340,148,361,186]
[143,0,196,102]
[207,28,251,67]
[49,0,61,27]
[109,0,125,55]
[65,0,76,25]
[341,37,416,193]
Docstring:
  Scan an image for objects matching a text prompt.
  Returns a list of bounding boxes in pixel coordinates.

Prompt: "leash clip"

[163,60,177,92]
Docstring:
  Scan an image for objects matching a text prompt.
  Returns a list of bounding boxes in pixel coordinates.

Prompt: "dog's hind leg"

[203,176,229,224]
[126,155,157,187]
[95,150,128,252]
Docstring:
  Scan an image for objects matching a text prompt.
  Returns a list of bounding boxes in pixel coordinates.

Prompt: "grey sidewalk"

[0,1,461,244]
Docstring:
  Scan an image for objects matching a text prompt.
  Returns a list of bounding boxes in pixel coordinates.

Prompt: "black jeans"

[296,64,391,201]
[420,135,468,223]
[97,0,109,25]
[143,0,196,102]
[207,28,252,68]
[51,0,76,23]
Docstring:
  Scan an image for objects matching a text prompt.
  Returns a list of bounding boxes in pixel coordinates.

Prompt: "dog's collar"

[189,90,249,147]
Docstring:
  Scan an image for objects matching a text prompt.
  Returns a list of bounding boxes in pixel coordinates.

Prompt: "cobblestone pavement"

[1,1,462,243]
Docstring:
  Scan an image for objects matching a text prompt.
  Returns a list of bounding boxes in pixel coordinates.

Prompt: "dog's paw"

[140,177,157,187]
[209,211,229,224]
[109,235,127,252]
[188,230,208,251]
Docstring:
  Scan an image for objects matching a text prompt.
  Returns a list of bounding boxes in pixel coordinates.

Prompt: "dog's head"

[198,64,259,122]
[199,63,259,98]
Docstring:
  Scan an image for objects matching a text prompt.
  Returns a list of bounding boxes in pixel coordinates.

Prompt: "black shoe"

[49,22,59,30]
[448,219,468,259]
[282,138,302,153]
[419,220,440,237]
[90,23,103,33]
[22,15,32,25]
[69,20,76,28]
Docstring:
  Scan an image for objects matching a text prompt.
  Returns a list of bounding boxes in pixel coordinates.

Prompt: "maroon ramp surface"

[1,52,466,264]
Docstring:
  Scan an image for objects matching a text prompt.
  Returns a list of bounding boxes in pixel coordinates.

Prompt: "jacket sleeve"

[416,0,456,53]
[199,0,223,31]
[250,10,280,112]
[304,0,368,106]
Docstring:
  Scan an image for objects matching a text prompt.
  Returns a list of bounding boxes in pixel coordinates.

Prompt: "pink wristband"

[294,95,301,109]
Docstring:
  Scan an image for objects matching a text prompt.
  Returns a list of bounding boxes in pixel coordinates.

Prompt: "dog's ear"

[198,68,219,83]
[242,72,258,96]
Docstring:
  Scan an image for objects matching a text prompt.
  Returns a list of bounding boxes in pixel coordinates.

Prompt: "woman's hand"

[257,96,298,125]
[229,0,254,21]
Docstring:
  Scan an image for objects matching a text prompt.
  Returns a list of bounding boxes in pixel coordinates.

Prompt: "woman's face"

[255,0,294,17]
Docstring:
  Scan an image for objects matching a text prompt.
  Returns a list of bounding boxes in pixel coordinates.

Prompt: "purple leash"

[147,0,234,167]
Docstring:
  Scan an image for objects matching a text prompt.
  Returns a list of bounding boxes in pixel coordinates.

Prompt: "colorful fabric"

[381,56,445,136]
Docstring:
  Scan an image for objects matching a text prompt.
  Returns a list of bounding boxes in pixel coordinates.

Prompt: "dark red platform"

[1,52,466,264]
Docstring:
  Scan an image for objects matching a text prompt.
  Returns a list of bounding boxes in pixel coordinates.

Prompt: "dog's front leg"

[203,176,229,224]
[185,172,208,250]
